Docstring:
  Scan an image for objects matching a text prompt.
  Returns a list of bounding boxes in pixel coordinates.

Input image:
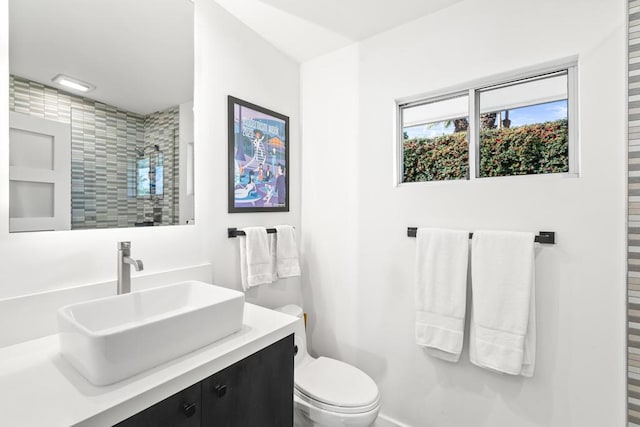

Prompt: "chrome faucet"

[117,241,144,295]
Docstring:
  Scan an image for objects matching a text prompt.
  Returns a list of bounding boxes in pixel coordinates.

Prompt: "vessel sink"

[57,280,245,386]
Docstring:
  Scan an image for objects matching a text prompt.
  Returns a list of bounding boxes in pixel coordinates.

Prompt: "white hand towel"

[239,227,275,291]
[274,225,301,278]
[470,230,536,376]
[415,228,470,362]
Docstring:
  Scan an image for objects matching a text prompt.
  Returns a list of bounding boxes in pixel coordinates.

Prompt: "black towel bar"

[406,228,555,244]
[228,227,278,238]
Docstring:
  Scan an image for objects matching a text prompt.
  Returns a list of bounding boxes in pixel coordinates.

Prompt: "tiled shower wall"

[631,1,640,425]
[8,75,179,229]
[144,108,180,225]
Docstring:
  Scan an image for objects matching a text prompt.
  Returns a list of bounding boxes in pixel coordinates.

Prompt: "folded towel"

[470,230,536,376]
[415,228,470,362]
[274,225,301,278]
[239,227,275,291]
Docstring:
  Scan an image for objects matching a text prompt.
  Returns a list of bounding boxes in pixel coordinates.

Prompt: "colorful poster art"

[228,96,289,212]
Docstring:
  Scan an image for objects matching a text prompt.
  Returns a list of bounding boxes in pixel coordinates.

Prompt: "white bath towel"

[274,225,301,278]
[239,227,275,291]
[470,230,536,376]
[415,228,470,362]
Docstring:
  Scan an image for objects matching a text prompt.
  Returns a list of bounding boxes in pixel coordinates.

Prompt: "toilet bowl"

[276,305,380,427]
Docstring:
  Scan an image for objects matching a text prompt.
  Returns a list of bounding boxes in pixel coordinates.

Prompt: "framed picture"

[228,96,290,213]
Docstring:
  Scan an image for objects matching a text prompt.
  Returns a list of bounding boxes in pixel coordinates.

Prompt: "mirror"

[8,0,195,232]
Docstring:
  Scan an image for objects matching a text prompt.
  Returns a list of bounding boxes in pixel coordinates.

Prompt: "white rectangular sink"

[57,280,245,386]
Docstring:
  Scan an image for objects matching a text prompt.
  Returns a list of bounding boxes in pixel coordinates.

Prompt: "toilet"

[276,305,380,427]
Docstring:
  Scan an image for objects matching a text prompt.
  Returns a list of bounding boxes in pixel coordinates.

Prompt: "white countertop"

[0,303,298,427]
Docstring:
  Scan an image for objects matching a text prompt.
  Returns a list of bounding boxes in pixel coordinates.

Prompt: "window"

[137,158,150,196]
[402,94,469,182]
[398,64,576,184]
[155,152,164,197]
[132,153,163,198]
[478,71,569,177]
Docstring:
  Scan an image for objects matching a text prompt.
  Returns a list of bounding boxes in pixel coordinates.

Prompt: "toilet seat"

[294,356,380,414]
[295,387,380,415]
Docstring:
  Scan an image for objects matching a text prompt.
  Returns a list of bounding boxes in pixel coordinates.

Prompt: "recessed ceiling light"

[51,74,95,93]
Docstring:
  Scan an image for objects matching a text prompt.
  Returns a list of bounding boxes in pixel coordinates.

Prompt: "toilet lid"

[275,304,303,318]
[295,357,379,408]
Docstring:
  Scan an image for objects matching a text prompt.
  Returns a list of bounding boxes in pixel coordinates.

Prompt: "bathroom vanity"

[0,303,297,426]
[116,335,293,427]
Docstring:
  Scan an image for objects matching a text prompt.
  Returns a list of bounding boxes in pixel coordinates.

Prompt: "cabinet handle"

[181,402,197,418]
[214,384,227,397]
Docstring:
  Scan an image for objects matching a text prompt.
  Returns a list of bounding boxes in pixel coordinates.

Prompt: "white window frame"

[394,57,579,187]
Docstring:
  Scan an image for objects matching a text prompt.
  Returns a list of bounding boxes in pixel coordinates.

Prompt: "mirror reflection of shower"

[132,131,185,227]
[7,0,194,232]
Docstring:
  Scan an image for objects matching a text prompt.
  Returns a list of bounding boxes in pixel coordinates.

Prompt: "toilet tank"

[275,305,309,367]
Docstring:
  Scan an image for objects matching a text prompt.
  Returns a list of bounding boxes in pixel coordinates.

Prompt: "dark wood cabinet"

[202,334,293,427]
[114,335,293,427]
[115,382,201,427]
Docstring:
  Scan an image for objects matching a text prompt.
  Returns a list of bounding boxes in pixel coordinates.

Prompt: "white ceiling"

[213,0,464,62]
[9,0,194,116]
[8,0,461,113]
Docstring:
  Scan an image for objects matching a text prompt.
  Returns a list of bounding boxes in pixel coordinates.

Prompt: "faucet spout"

[117,242,144,295]
[123,256,144,271]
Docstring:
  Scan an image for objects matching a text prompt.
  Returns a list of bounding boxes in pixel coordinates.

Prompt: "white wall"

[0,0,302,310]
[196,0,302,308]
[300,44,361,360]
[301,0,626,426]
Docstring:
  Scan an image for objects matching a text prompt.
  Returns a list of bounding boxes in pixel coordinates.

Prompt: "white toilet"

[276,305,380,427]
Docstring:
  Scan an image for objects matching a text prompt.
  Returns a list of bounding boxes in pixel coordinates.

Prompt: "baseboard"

[375,413,411,427]
[0,264,213,347]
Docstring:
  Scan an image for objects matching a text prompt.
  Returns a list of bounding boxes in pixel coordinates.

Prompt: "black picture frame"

[228,96,290,213]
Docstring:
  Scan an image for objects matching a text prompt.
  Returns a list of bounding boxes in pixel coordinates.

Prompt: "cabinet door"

[202,335,294,427]
[114,382,201,427]
[9,112,71,232]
